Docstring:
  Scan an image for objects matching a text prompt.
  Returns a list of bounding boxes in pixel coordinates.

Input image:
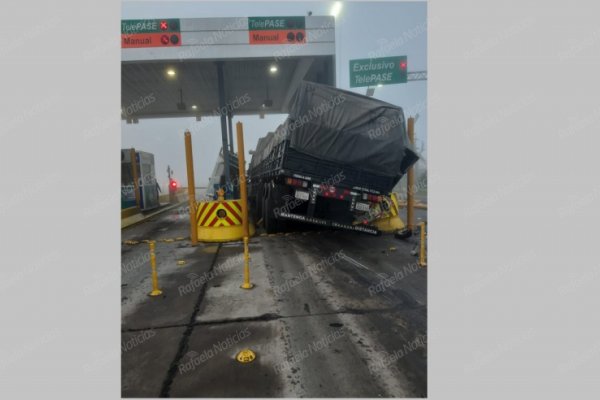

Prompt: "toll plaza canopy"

[121,16,336,120]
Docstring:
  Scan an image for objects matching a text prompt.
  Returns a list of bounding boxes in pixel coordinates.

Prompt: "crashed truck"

[248,81,419,235]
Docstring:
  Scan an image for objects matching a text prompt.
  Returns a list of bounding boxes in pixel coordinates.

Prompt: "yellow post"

[419,222,427,267]
[148,241,163,296]
[130,148,141,209]
[184,131,198,245]
[236,122,253,290]
[406,117,415,231]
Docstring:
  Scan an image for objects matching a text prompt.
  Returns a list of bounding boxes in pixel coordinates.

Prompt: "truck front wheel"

[251,183,262,223]
[263,184,286,233]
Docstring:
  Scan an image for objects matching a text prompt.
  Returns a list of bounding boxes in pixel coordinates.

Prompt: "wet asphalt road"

[121,207,427,397]
[253,232,427,397]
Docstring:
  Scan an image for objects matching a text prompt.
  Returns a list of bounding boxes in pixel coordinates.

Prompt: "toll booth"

[121,15,335,241]
[121,16,335,198]
[121,149,160,211]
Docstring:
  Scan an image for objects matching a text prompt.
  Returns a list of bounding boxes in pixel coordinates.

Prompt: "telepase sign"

[248,16,306,45]
[349,56,408,88]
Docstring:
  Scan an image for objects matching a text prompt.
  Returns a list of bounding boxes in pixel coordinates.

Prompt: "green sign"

[248,16,305,31]
[349,56,408,88]
[121,19,180,34]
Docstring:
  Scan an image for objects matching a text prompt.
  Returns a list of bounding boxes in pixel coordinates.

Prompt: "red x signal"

[160,21,168,30]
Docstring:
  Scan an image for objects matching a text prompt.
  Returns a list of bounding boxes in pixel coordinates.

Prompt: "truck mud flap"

[278,212,380,236]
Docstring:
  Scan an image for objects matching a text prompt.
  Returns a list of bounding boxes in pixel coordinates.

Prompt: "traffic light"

[399,56,408,83]
[169,179,178,193]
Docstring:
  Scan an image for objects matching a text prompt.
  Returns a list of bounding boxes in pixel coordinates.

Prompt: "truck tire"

[263,183,286,233]
[394,228,412,240]
[255,184,263,223]
[263,185,277,233]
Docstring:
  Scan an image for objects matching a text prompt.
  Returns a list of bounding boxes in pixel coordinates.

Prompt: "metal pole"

[236,122,253,290]
[227,112,236,197]
[168,165,176,204]
[130,148,141,209]
[216,61,231,198]
[227,111,234,154]
[407,117,415,231]
[419,222,427,267]
[148,241,163,296]
[184,130,198,245]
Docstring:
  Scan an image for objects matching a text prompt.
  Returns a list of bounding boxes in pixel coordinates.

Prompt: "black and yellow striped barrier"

[195,197,255,242]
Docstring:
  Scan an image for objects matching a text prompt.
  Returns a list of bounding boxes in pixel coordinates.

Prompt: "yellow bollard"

[236,348,256,363]
[184,131,198,246]
[236,122,253,290]
[419,222,427,268]
[148,241,163,296]
[406,117,415,232]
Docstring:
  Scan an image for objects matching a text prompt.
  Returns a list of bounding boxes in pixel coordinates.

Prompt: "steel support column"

[216,61,231,198]
[406,117,415,231]
[227,111,234,154]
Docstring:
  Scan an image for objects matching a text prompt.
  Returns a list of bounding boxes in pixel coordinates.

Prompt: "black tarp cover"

[250,81,419,178]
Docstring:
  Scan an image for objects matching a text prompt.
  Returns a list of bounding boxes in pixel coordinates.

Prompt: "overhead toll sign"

[121,16,336,118]
[121,19,181,48]
[248,16,306,45]
[349,56,408,88]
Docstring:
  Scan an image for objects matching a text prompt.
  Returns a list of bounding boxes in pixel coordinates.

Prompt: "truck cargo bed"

[251,139,396,194]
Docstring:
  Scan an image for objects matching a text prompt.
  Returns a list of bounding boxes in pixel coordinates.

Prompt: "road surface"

[121,206,427,397]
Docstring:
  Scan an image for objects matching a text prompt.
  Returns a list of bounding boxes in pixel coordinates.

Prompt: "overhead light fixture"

[377,83,383,88]
[167,69,176,77]
[330,1,342,18]
[269,65,278,73]
[191,105,197,110]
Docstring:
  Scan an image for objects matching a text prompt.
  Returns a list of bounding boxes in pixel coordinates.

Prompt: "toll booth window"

[142,163,152,177]
[122,163,133,185]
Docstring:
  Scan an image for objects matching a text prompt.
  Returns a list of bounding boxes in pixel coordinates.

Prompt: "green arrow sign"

[349,56,408,88]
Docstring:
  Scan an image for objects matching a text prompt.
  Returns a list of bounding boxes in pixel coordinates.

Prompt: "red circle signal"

[400,61,407,69]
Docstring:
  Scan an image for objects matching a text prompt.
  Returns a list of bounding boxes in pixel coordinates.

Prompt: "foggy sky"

[121,1,427,191]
